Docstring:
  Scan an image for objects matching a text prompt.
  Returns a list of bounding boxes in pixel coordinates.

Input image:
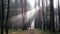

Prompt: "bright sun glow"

[54,0,58,8]
[27,0,35,8]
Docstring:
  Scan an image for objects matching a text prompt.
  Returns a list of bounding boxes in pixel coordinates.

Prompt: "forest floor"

[3,29,60,34]
[4,29,41,34]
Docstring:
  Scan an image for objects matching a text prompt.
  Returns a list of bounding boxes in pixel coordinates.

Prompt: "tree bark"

[50,0,55,32]
[45,0,48,31]
[5,0,10,34]
[58,0,60,31]
[42,0,45,30]
[1,0,4,34]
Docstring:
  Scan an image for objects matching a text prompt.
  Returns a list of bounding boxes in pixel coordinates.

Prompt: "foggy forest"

[0,0,60,34]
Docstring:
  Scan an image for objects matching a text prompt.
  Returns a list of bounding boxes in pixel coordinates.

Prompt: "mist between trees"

[0,0,60,34]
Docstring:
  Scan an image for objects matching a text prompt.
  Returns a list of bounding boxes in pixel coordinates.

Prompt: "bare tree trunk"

[45,0,48,31]
[21,0,24,30]
[38,0,40,28]
[50,0,55,32]
[58,0,60,31]
[1,0,4,34]
[22,0,27,30]
[42,0,45,30]
[23,0,27,30]
[24,0,27,23]
[5,0,10,34]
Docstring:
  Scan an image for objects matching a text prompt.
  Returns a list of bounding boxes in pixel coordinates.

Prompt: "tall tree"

[23,0,27,30]
[58,0,60,31]
[42,0,45,30]
[45,0,48,31]
[21,0,27,30]
[49,0,55,32]
[20,0,23,30]
[5,0,10,34]
[38,0,40,28]
[1,0,4,34]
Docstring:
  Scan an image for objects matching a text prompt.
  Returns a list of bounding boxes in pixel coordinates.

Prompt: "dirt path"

[23,29,34,34]
[22,29,43,34]
[4,29,43,34]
